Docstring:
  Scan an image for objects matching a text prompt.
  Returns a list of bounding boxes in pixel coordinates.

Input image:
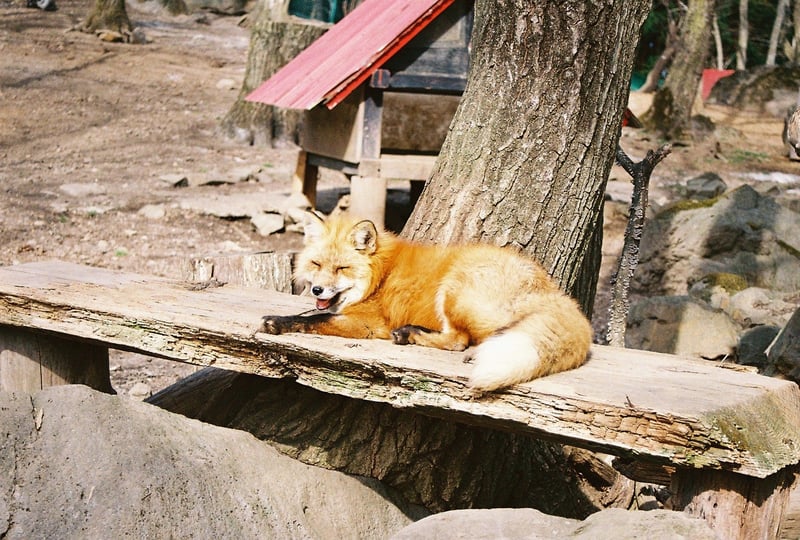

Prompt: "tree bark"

[645,0,716,141]
[403,0,651,315]
[81,0,132,35]
[219,16,327,146]
[149,368,633,516]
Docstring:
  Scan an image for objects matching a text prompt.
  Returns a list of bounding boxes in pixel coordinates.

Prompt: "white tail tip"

[467,331,541,392]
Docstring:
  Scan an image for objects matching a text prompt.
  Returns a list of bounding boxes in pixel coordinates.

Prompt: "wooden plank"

[0,326,112,393]
[378,153,437,180]
[302,89,364,163]
[1,261,800,479]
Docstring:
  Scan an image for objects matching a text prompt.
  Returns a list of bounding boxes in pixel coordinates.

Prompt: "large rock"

[390,507,717,540]
[766,307,800,384]
[626,296,738,359]
[634,185,800,296]
[0,385,425,539]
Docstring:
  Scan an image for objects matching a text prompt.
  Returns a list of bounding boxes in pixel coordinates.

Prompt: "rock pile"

[627,183,800,381]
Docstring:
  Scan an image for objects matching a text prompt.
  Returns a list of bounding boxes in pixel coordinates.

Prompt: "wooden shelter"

[247,0,473,225]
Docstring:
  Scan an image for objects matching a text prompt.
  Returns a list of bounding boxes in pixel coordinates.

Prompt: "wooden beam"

[0,261,799,480]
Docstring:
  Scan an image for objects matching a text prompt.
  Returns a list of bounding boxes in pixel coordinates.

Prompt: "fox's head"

[294,212,382,313]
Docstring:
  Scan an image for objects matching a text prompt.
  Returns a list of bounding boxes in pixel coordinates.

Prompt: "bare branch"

[605,143,672,347]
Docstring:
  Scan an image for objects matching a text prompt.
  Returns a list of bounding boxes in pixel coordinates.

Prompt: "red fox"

[261,212,592,392]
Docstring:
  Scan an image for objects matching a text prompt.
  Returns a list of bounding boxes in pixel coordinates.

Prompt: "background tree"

[639,1,681,92]
[737,0,749,68]
[643,0,716,140]
[767,0,790,65]
[80,0,132,35]
[404,0,652,315]
[219,0,328,146]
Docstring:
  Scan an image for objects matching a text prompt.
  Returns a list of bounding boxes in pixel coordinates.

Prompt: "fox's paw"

[391,325,431,345]
[260,315,295,334]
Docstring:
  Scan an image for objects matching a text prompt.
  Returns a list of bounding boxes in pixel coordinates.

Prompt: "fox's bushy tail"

[467,292,592,392]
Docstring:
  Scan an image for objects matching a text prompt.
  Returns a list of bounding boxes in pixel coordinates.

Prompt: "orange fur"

[261,213,592,391]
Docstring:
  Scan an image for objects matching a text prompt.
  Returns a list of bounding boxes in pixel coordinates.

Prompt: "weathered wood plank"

[1,261,799,480]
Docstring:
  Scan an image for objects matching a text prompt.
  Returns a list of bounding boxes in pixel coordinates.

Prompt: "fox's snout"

[311,285,324,296]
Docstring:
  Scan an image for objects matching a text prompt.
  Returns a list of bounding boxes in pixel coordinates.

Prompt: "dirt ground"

[2,0,799,397]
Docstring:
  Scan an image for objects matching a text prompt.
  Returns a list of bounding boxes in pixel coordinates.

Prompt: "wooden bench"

[1,260,799,539]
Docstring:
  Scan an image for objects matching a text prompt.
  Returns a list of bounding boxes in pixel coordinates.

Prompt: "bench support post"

[671,465,799,540]
[0,326,113,394]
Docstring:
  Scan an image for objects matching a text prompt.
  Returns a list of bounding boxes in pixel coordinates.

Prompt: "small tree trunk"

[767,0,789,66]
[736,0,748,70]
[639,17,678,93]
[81,0,132,35]
[644,0,716,141]
[793,0,800,65]
[712,15,725,69]
[219,18,327,146]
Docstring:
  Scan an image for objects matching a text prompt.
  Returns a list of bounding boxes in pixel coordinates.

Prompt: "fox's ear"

[302,211,326,245]
[350,220,378,254]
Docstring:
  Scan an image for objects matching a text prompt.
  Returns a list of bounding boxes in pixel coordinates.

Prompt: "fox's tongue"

[316,298,332,310]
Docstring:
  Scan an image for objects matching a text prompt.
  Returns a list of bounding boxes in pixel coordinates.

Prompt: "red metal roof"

[246,0,454,110]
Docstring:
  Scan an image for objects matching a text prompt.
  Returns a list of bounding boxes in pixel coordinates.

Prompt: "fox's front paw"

[260,315,294,334]
[391,325,431,345]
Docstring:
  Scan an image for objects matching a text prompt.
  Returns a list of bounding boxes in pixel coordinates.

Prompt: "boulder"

[390,507,717,540]
[684,172,727,200]
[738,325,780,369]
[0,385,425,539]
[634,185,800,295]
[626,296,738,359]
[765,307,800,384]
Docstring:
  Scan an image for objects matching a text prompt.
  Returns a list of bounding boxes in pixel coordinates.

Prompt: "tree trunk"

[81,0,132,35]
[149,368,633,516]
[794,0,800,64]
[737,0,748,70]
[712,15,725,69]
[644,0,716,141]
[219,16,327,146]
[403,0,651,315]
[639,16,679,93]
[767,0,789,66]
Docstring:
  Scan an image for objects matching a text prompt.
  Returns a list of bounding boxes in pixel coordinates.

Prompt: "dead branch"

[605,143,672,347]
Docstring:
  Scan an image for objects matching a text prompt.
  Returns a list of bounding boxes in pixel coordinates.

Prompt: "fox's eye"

[310,261,321,268]
[336,266,349,273]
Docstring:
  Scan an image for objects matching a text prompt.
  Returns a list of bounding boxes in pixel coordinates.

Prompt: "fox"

[260,212,592,392]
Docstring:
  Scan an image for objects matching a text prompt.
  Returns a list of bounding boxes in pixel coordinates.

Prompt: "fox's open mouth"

[315,292,342,311]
